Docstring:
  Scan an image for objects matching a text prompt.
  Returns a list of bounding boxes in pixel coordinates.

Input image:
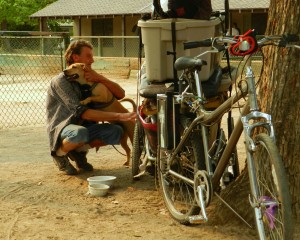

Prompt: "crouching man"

[46,40,136,175]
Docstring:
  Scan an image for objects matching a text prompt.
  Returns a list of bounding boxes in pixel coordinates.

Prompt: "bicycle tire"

[131,120,145,179]
[158,121,205,225]
[250,133,293,240]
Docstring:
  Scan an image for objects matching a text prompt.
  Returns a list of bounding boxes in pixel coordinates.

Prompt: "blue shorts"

[60,122,123,145]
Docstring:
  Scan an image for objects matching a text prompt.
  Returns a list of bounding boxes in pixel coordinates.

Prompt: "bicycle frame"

[165,77,247,189]
[166,58,276,193]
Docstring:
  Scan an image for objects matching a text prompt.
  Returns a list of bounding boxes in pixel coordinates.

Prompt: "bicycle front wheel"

[250,133,293,240]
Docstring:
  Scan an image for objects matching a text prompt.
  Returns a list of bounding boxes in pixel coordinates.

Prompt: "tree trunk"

[260,0,300,219]
[1,19,8,31]
[214,0,300,236]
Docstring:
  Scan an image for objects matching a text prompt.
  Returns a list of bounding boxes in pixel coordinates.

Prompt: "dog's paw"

[80,99,90,105]
[123,160,130,167]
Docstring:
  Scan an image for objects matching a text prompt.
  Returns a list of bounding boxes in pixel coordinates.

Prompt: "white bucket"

[138,18,223,82]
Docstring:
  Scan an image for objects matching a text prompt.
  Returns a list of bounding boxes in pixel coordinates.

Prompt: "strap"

[171,21,177,80]
[80,84,93,99]
[90,82,98,91]
[137,23,143,108]
[166,21,178,92]
[225,48,233,137]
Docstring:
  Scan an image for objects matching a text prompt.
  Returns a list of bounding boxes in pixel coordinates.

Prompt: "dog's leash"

[112,145,127,157]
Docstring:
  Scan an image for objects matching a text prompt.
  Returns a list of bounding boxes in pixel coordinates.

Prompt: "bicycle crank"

[189,170,212,224]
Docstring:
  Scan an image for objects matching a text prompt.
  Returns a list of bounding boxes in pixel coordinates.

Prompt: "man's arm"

[84,70,125,99]
[48,73,135,125]
[81,109,136,123]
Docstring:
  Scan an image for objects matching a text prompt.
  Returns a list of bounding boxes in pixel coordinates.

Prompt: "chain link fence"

[0,32,142,129]
[71,36,141,58]
[0,32,68,129]
[0,31,262,129]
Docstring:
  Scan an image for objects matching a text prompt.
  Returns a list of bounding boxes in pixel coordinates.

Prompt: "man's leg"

[67,122,123,171]
[87,122,123,146]
[53,124,89,175]
[60,124,94,172]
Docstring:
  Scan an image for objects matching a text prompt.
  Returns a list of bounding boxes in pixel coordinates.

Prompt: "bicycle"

[156,30,299,239]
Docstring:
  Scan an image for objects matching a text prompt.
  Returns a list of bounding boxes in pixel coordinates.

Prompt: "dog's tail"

[119,97,137,112]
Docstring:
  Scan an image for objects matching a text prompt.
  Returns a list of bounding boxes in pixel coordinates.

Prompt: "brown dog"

[63,63,136,166]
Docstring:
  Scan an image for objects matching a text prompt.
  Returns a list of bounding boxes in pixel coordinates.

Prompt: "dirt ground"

[0,78,280,240]
[0,125,260,240]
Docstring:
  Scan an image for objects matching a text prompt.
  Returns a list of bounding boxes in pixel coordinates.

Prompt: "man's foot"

[68,151,93,171]
[52,155,78,175]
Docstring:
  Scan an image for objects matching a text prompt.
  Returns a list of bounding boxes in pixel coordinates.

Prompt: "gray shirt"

[46,72,88,155]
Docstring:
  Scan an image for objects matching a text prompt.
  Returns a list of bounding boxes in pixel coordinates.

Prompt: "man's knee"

[62,125,89,143]
[106,124,124,145]
[85,123,124,146]
[113,124,124,141]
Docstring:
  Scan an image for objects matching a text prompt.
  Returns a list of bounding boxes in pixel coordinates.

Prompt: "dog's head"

[63,63,86,84]
[141,98,157,116]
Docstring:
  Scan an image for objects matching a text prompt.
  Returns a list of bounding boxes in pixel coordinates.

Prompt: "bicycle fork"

[241,65,277,201]
[241,67,278,236]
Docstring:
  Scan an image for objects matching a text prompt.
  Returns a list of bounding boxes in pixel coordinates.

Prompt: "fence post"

[98,37,101,57]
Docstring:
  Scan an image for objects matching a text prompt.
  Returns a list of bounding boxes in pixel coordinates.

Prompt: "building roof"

[31,0,270,19]
[213,0,269,10]
[31,0,152,18]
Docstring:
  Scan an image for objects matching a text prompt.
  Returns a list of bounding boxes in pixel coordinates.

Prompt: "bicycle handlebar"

[184,39,213,49]
[184,29,299,56]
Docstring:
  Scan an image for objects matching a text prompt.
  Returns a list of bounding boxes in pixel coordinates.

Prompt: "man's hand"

[118,112,137,123]
[84,69,100,83]
[83,68,125,100]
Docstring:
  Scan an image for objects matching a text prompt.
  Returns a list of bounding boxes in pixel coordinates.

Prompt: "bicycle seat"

[139,74,174,98]
[139,82,174,98]
[174,56,207,71]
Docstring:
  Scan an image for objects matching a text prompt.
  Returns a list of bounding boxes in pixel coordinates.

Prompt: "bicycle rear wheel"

[131,120,145,178]
[158,128,205,225]
[250,133,293,240]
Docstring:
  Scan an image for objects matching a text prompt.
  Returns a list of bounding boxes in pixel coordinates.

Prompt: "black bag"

[153,0,212,20]
[167,0,212,20]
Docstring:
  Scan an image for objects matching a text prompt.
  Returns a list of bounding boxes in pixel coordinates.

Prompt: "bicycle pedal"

[223,172,234,183]
[189,215,208,224]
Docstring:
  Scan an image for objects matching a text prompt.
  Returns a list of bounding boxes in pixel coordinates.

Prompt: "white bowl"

[88,183,110,197]
[87,176,117,187]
